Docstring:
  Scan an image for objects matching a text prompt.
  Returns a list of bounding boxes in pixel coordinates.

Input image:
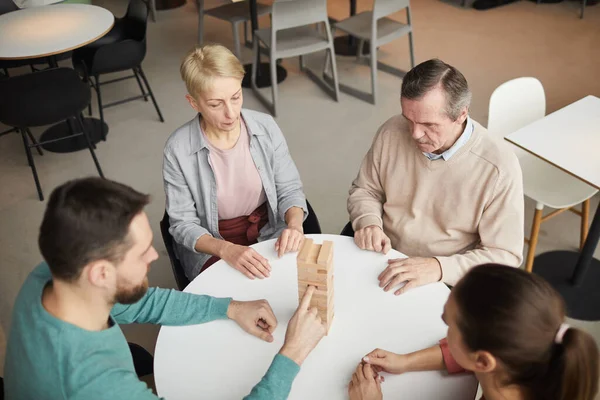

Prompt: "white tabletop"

[505,95,600,190]
[154,235,478,400]
[0,4,114,60]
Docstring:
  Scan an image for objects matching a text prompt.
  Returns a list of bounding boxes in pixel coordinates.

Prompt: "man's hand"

[378,257,442,295]
[221,243,271,279]
[354,226,391,254]
[227,300,278,342]
[279,286,326,366]
[275,225,304,258]
[363,348,408,375]
[348,363,383,400]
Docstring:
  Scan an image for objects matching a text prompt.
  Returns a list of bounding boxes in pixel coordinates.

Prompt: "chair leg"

[232,22,242,59]
[580,199,590,250]
[299,55,305,71]
[581,0,586,19]
[243,21,249,47]
[133,68,148,102]
[19,128,43,201]
[525,205,544,273]
[357,39,365,61]
[369,41,377,105]
[197,0,204,44]
[94,75,107,141]
[327,46,340,101]
[26,129,43,156]
[75,114,104,178]
[270,56,278,117]
[137,66,165,123]
[408,32,415,68]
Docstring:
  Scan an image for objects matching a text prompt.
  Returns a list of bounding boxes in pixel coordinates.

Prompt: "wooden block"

[317,240,334,266]
[297,239,314,263]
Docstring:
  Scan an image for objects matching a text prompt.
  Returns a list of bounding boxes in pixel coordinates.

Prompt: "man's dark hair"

[401,59,471,121]
[38,177,150,281]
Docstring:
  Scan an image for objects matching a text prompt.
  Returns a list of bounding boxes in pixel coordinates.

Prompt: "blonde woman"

[163,44,307,281]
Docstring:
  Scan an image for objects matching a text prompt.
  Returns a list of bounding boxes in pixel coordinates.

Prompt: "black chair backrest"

[340,221,355,237]
[160,211,191,291]
[0,0,18,15]
[124,0,149,42]
[303,200,322,234]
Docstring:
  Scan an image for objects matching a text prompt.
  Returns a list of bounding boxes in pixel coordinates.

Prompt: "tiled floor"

[1,0,599,396]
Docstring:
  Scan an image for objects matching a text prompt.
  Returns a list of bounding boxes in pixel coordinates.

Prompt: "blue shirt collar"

[423,116,474,161]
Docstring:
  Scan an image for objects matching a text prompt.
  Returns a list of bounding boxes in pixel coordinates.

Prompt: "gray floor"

[1,0,599,394]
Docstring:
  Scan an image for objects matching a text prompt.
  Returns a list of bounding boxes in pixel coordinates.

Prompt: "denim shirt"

[163,108,307,277]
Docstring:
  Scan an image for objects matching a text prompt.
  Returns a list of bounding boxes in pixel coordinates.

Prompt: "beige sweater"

[348,115,524,285]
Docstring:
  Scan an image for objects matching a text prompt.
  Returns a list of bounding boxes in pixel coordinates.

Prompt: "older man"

[348,59,524,294]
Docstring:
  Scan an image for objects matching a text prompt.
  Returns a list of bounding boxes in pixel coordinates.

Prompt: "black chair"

[160,211,191,291]
[72,0,164,141]
[303,200,322,234]
[340,221,355,237]
[160,200,322,290]
[128,342,154,377]
[1,375,4,400]
[0,68,104,201]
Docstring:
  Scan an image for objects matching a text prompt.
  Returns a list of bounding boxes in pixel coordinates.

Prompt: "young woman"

[348,264,599,400]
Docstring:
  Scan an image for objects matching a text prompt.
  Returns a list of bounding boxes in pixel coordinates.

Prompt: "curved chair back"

[160,211,191,291]
[488,77,546,139]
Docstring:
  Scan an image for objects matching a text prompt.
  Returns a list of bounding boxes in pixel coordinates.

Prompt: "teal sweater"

[4,263,300,399]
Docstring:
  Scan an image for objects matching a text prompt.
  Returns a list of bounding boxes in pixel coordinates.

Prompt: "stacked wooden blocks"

[297,239,334,334]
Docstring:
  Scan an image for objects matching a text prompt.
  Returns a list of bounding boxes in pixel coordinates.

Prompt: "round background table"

[0,4,114,152]
[154,235,478,399]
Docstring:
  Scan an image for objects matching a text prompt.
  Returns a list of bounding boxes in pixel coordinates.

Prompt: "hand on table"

[363,348,408,375]
[279,286,326,366]
[354,226,391,254]
[275,224,305,258]
[348,363,383,400]
[227,299,278,342]
[221,243,271,279]
[378,257,442,295]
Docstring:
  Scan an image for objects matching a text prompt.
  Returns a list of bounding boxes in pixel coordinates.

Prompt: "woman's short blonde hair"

[180,44,245,97]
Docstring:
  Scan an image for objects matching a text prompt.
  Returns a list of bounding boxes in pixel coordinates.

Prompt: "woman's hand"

[275,225,304,258]
[221,243,271,279]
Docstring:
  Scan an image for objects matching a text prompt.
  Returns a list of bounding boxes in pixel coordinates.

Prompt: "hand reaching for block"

[279,286,326,366]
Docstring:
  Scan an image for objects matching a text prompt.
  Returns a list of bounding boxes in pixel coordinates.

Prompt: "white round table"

[154,235,478,399]
[0,4,114,60]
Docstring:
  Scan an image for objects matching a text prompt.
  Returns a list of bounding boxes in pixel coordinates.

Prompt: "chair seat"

[255,26,330,59]
[519,151,598,209]
[334,12,411,45]
[0,68,90,128]
[205,1,270,23]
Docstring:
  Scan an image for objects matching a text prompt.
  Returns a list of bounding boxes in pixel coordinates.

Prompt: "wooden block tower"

[297,239,334,334]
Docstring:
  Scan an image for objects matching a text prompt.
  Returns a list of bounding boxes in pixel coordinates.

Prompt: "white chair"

[325,0,414,105]
[251,0,340,117]
[488,77,598,273]
[197,0,271,58]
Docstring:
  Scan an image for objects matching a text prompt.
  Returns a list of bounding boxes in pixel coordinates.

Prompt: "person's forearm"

[403,345,445,372]
[285,207,304,230]
[194,234,231,257]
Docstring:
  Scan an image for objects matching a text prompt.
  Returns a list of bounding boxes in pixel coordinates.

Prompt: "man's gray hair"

[401,59,472,121]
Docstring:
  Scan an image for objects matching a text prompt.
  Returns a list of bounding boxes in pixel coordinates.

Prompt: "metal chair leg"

[94,75,107,141]
[232,22,242,59]
[25,129,43,156]
[137,66,165,123]
[19,128,43,201]
[133,68,149,101]
[76,114,104,178]
[581,0,586,19]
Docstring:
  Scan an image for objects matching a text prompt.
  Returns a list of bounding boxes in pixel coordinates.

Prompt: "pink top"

[203,119,266,220]
[439,339,485,400]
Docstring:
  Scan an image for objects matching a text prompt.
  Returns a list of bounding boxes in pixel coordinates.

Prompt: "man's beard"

[114,277,149,304]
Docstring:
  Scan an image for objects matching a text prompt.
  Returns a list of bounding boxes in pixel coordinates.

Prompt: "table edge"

[0,14,115,61]
[504,137,600,190]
